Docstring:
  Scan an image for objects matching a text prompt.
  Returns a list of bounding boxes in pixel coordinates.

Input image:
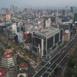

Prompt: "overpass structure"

[32,34,77,77]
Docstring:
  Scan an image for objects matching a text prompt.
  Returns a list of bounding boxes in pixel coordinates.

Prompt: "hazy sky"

[0,0,77,9]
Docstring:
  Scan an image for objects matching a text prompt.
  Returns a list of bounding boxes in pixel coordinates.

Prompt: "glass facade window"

[32,37,41,54]
[47,37,53,50]
[60,30,63,41]
[43,39,46,56]
[32,46,38,54]
[55,33,59,43]
[33,37,41,47]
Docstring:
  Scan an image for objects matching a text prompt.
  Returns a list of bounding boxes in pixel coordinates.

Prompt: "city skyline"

[0,0,77,9]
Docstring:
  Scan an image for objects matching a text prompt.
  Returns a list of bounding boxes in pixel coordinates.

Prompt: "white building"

[11,23,17,34]
[16,32,24,43]
[45,18,51,28]
[32,27,63,58]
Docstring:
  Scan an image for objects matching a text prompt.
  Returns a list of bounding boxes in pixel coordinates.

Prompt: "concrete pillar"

[46,38,47,59]
[41,39,44,57]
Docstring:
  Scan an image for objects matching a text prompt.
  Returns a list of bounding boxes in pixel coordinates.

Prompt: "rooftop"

[34,27,60,38]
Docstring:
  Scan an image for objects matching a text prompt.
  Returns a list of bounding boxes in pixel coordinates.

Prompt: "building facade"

[32,27,63,58]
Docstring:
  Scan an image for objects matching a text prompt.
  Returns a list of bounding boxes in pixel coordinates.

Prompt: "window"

[55,33,59,43]
[60,30,63,41]
[47,37,53,50]
[33,37,41,47]
[32,46,38,54]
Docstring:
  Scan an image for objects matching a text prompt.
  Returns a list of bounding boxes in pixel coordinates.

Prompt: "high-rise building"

[1,49,16,68]
[32,27,63,58]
